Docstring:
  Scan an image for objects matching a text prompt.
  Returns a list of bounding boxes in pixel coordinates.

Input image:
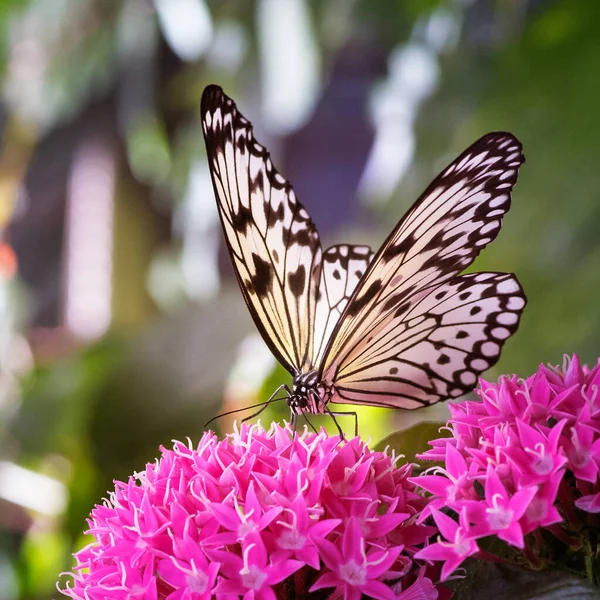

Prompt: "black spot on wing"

[382,233,416,261]
[381,285,416,313]
[233,204,254,234]
[346,280,382,317]
[235,135,246,152]
[285,227,313,246]
[394,302,411,318]
[288,265,307,298]
[251,253,273,297]
[250,169,264,194]
[267,202,285,227]
[382,295,400,312]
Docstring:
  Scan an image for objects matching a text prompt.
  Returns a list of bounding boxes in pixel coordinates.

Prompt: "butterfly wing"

[319,133,525,406]
[313,244,374,367]
[201,85,322,374]
[325,272,525,408]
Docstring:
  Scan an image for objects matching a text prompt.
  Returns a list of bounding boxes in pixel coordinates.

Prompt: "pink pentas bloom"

[414,508,478,582]
[462,464,537,548]
[59,422,443,599]
[575,491,600,513]
[412,354,600,580]
[309,517,402,600]
[414,443,480,511]
[391,567,439,600]
[209,532,303,599]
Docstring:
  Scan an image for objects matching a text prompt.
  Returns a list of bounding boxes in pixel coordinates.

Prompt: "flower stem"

[583,534,594,582]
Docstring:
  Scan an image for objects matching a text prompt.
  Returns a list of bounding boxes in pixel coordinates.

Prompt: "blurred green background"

[0,0,598,597]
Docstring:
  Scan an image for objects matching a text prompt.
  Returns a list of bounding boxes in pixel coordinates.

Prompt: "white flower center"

[241,565,267,590]
[278,529,306,550]
[339,559,367,586]
[486,494,514,530]
[187,571,209,593]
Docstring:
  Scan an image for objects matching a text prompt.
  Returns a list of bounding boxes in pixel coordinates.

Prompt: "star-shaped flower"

[309,517,402,600]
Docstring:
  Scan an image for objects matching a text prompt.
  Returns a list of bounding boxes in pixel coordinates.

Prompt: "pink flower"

[501,419,567,486]
[309,518,401,600]
[414,508,478,581]
[59,422,441,599]
[575,491,600,513]
[156,542,219,600]
[463,464,537,548]
[564,417,600,482]
[393,568,439,599]
[210,532,303,599]
[413,354,600,577]
[266,493,341,569]
[415,443,479,510]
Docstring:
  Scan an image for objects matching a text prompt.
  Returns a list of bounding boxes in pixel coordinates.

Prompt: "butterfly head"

[288,371,322,415]
[287,392,309,415]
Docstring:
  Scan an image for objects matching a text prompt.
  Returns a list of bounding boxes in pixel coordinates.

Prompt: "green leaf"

[373,421,449,463]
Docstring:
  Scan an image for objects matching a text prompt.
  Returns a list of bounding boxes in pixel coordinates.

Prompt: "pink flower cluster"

[412,354,600,579]
[60,422,443,600]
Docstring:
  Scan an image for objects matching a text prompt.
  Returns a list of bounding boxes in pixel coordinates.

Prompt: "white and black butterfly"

[201,85,526,433]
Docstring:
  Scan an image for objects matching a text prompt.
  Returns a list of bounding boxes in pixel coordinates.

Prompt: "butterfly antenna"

[204,383,290,429]
[241,397,287,423]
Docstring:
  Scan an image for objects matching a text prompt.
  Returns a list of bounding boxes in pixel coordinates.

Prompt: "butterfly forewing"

[325,272,525,408]
[319,134,525,407]
[321,133,524,372]
[201,85,322,374]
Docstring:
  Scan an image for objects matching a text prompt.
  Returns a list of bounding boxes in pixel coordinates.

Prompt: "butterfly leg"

[291,412,298,439]
[303,413,319,435]
[323,405,345,440]
[328,411,359,437]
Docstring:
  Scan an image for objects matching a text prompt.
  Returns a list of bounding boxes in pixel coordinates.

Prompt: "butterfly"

[201,84,526,434]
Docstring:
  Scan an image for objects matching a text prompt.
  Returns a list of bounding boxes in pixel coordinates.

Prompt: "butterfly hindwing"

[201,85,322,374]
[326,272,525,408]
[313,244,374,367]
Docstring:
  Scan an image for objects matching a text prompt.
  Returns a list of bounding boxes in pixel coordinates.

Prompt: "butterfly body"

[201,85,527,427]
[288,370,328,415]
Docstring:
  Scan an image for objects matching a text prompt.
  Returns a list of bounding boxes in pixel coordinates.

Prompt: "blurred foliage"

[373,421,449,465]
[14,338,123,538]
[0,0,597,598]
[410,0,600,374]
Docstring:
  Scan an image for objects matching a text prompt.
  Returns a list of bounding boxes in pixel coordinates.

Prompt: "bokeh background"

[0,0,598,597]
